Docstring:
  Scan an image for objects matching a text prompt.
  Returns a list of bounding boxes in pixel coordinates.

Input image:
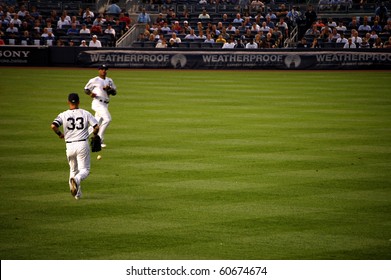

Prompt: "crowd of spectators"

[135,3,298,49]
[133,1,391,49]
[301,2,390,49]
[1,1,390,50]
[0,1,131,47]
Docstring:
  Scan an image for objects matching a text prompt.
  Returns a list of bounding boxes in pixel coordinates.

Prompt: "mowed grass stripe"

[0,68,390,259]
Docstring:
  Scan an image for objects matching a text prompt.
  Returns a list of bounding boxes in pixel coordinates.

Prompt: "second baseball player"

[84,64,117,148]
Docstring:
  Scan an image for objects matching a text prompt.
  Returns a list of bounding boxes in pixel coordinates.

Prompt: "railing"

[116,23,145,47]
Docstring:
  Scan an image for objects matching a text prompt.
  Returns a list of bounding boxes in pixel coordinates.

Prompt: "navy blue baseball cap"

[98,64,108,70]
[68,93,80,104]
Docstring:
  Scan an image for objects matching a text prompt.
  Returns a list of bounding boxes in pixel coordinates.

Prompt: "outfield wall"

[1,46,391,70]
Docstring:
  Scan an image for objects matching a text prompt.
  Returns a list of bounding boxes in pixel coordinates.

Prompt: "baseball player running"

[84,64,117,148]
[51,93,100,199]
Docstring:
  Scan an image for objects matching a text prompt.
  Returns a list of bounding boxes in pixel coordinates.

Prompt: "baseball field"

[0,68,390,260]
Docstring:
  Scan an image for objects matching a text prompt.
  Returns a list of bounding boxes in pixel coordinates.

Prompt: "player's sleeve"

[52,114,63,127]
[84,78,95,94]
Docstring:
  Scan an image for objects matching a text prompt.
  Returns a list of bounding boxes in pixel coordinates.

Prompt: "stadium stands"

[0,0,389,49]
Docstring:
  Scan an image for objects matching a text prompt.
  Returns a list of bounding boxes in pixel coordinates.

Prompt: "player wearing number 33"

[84,64,117,148]
[51,93,99,199]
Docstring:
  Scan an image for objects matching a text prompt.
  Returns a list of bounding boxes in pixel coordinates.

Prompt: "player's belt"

[66,139,87,143]
[99,99,109,104]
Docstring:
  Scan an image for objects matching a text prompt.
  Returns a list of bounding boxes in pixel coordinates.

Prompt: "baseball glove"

[90,135,102,152]
[107,87,117,96]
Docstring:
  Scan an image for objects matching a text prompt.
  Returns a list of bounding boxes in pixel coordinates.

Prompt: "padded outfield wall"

[1,46,391,70]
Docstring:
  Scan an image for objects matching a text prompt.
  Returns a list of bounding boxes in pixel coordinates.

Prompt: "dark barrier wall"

[1,46,391,70]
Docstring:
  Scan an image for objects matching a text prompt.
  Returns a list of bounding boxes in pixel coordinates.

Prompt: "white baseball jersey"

[84,76,116,103]
[52,108,98,142]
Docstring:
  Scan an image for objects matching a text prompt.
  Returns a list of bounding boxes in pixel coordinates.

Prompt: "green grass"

[0,68,390,260]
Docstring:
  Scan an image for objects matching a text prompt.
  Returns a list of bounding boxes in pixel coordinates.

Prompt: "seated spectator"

[183,21,192,33]
[305,24,320,37]
[171,21,182,34]
[382,19,391,34]
[119,12,132,31]
[343,37,356,48]
[350,29,362,46]
[184,29,197,40]
[198,9,210,20]
[104,24,116,38]
[276,17,288,37]
[359,37,371,48]
[222,38,236,48]
[79,23,91,35]
[251,0,265,12]
[41,28,56,46]
[372,37,383,48]
[80,39,88,47]
[57,15,70,29]
[204,33,215,44]
[83,7,95,20]
[246,38,258,49]
[93,15,106,26]
[336,33,348,44]
[329,28,341,42]
[319,27,331,42]
[10,14,22,27]
[372,21,382,33]
[358,21,372,32]
[161,22,171,33]
[264,32,275,48]
[198,30,206,39]
[215,34,226,44]
[311,38,321,48]
[29,6,40,19]
[276,4,289,18]
[235,39,246,48]
[91,24,103,35]
[18,21,30,34]
[155,37,168,48]
[5,22,19,38]
[20,30,32,45]
[167,38,179,48]
[251,22,261,32]
[383,36,391,48]
[67,23,79,35]
[233,13,244,24]
[70,16,81,26]
[89,35,102,47]
[170,32,181,43]
[327,17,337,28]
[57,39,65,47]
[296,37,310,48]
[336,21,347,32]
[260,22,270,33]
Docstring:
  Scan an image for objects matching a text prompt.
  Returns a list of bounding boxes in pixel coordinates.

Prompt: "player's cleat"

[75,187,82,200]
[70,178,78,197]
[101,143,107,148]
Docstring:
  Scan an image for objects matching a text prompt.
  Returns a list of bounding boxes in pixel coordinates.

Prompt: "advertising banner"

[0,46,49,66]
[77,49,391,70]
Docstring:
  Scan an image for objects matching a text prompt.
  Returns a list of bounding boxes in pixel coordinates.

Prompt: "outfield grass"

[0,68,390,260]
